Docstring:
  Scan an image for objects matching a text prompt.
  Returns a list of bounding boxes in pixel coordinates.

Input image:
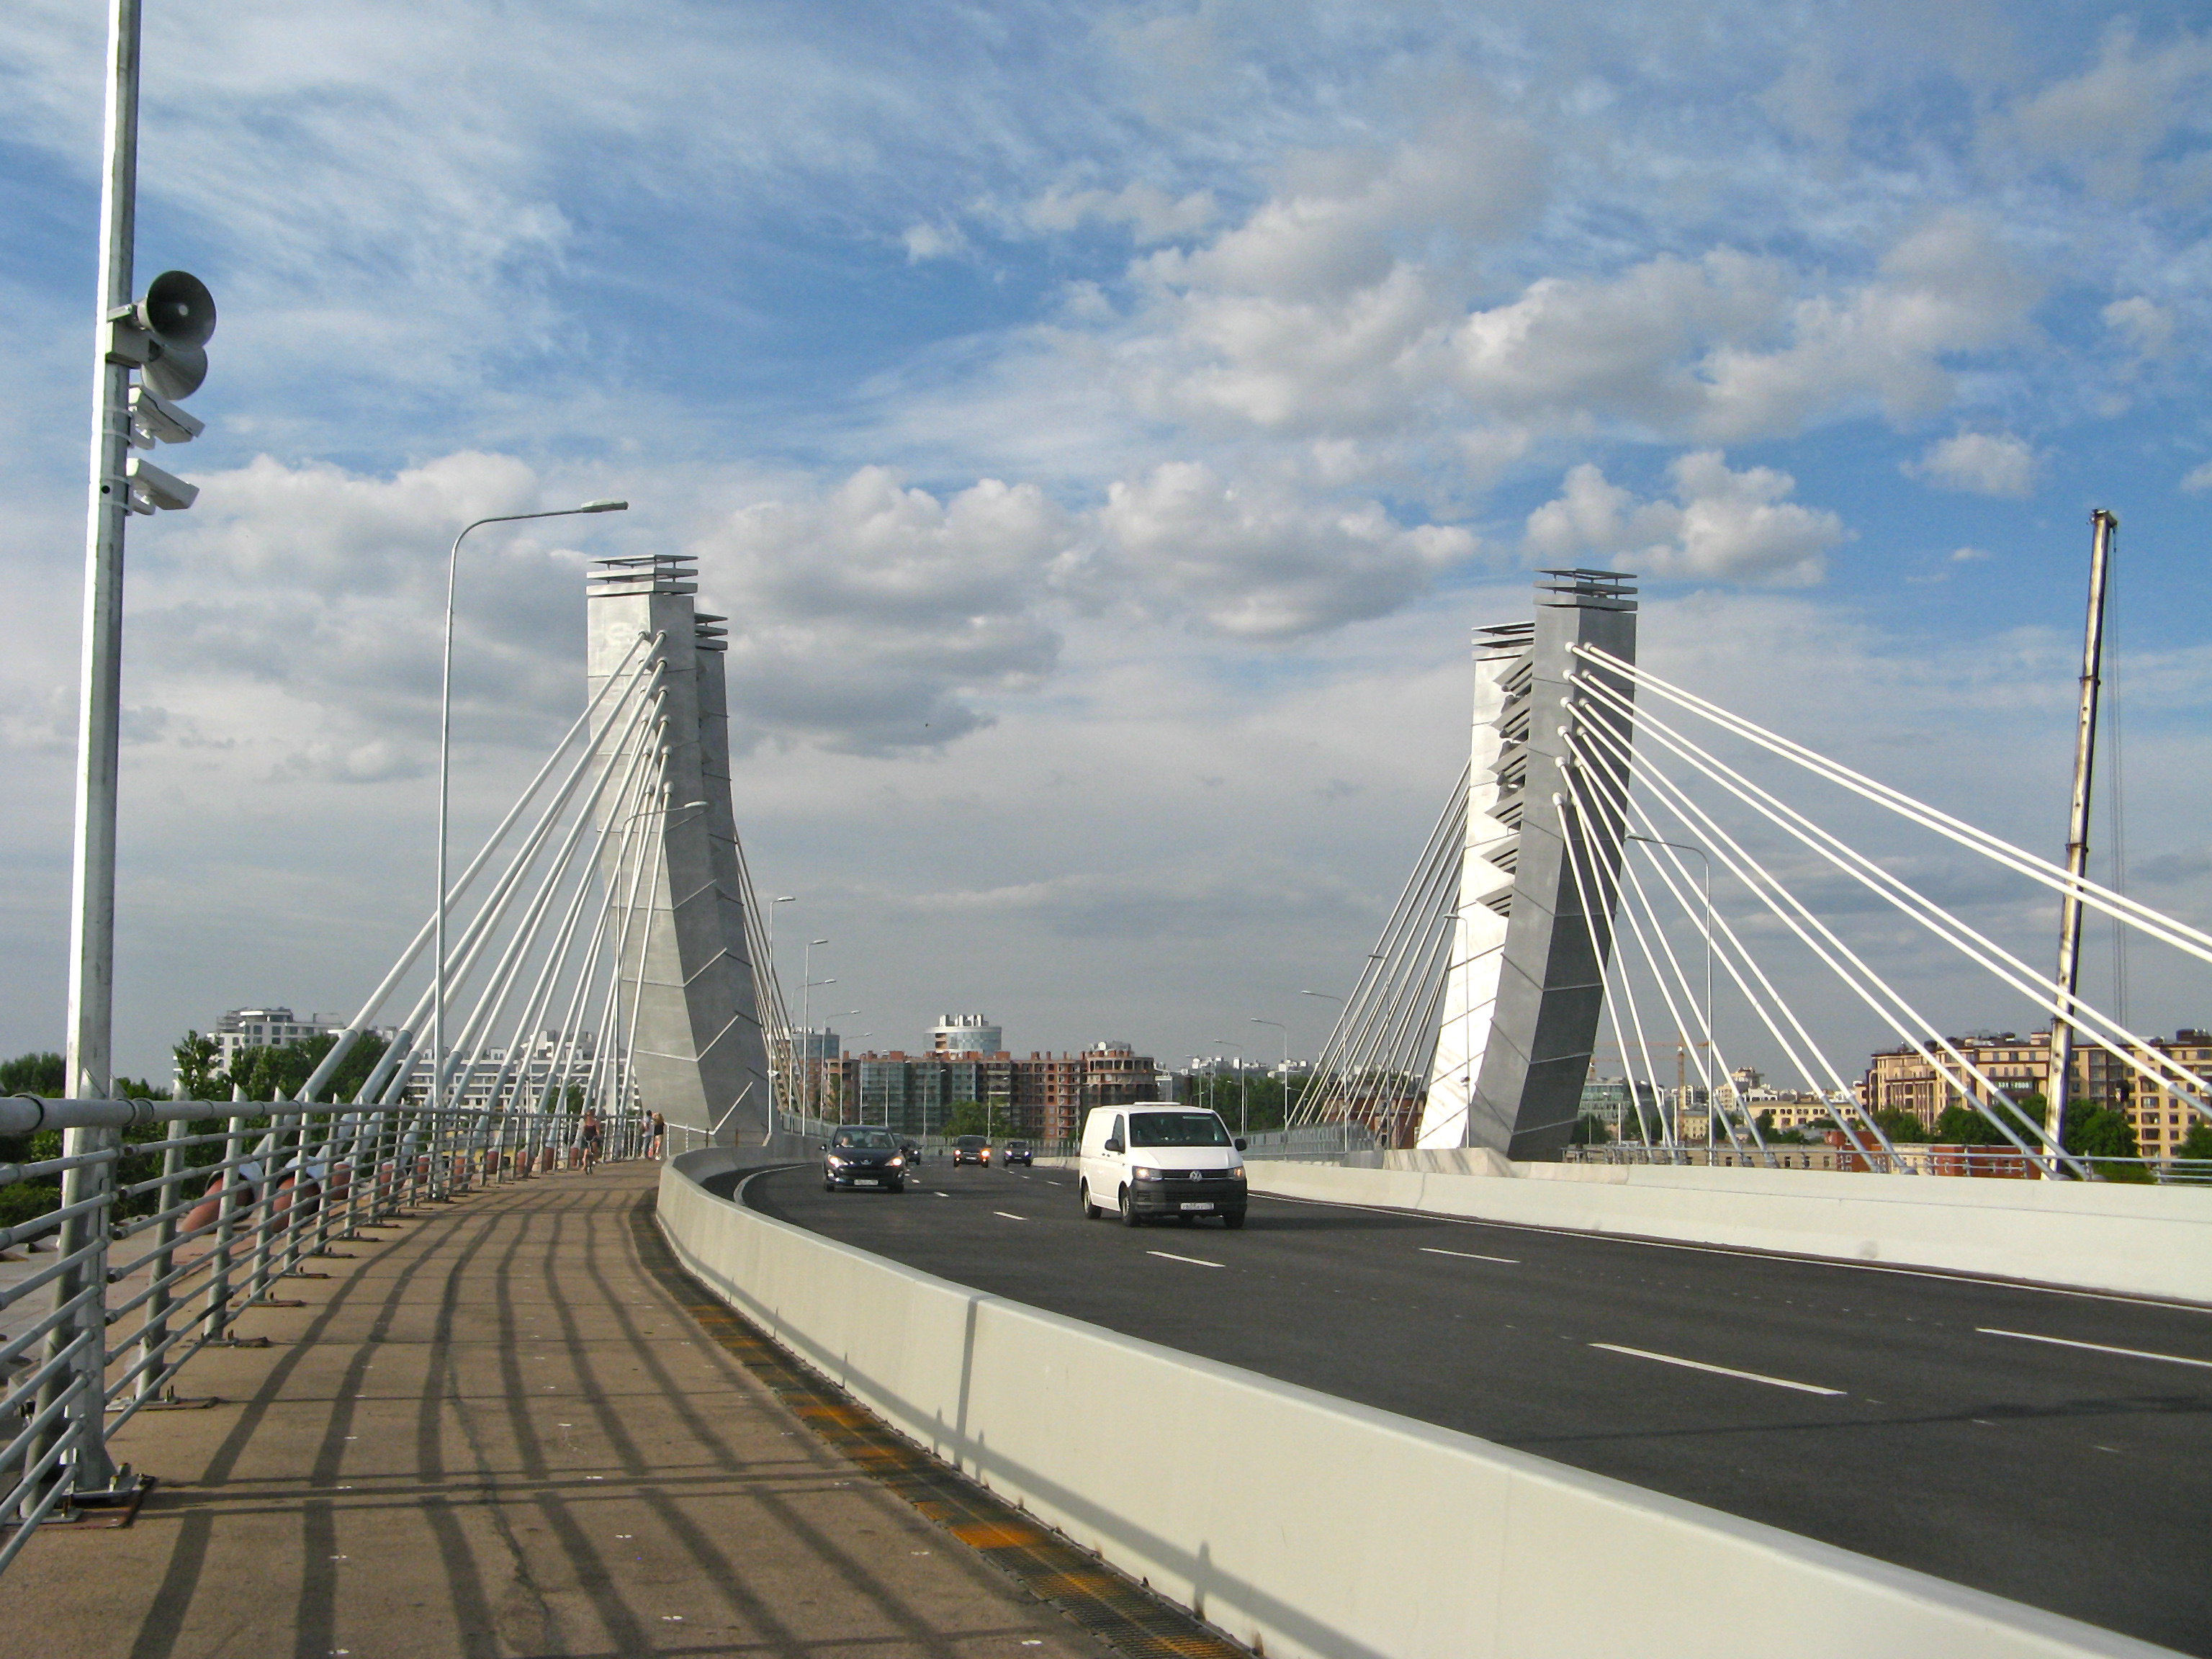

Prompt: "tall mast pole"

[2045,509,2118,1169]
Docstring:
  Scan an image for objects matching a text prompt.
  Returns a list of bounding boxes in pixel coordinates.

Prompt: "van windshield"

[1127,1112,1231,1148]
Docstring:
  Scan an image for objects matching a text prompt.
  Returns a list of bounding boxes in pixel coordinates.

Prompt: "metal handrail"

[0,1093,647,1568]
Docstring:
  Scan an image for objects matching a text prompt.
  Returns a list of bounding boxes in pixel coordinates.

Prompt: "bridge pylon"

[1420,570,1636,1158]
[586,554,772,1145]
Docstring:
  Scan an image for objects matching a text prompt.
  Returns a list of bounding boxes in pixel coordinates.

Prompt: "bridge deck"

[1,1162,1097,1659]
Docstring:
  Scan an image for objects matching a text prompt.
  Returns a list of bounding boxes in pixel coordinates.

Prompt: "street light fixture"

[434,499,627,1130]
[1209,1040,1246,1139]
[765,895,796,1116]
[1252,1018,1288,1132]
[800,937,830,1120]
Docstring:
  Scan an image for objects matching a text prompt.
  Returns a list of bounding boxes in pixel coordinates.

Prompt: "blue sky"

[2,1,2209,1081]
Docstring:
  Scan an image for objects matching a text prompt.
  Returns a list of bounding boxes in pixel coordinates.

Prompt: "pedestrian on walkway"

[648,1112,665,1159]
[579,1107,602,1171]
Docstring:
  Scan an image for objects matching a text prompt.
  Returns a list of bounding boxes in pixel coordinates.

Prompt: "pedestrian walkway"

[0,1161,1100,1659]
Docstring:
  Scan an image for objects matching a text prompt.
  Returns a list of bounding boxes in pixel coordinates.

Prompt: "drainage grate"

[629,1195,1253,1659]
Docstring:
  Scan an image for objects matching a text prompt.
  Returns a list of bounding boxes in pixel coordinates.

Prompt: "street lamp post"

[830,1011,860,1123]
[800,938,830,1123]
[1300,989,1349,1153]
[1209,1041,1245,1139]
[434,500,626,1150]
[766,895,796,1117]
[1251,1018,1287,1134]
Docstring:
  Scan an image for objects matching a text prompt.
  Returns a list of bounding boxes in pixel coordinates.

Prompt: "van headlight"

[1133,1165,1166,1182]
[1226,1165,1245,1180]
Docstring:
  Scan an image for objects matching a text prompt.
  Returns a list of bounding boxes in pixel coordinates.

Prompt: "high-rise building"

[1862,1027,2208,1159]
[208,1007,338,1073]
[931,1015,1002,1055]
[833,1033,1159,1144]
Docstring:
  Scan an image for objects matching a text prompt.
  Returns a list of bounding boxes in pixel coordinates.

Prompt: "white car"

[1078,1103,1247,1228]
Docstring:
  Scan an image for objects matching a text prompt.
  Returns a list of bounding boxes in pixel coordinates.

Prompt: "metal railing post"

[135,1114,189,1401]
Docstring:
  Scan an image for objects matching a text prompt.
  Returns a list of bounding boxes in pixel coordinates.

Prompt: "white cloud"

[1982,24,2212,200]
[1524,452,1847,586]
[2103,296,2175,361]
[1906,431,2038,498]
[1146,108,1547,302]
[1447,251,1784,433]
[1025,182,1218,243]
[693,468,1076,753]
[902,221,968,262]
[2182,461,2212,495]
[1097,463,1477,640]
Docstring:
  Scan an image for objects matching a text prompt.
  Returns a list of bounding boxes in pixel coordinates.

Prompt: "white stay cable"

[294,632,660,1103]
[1560,770,1756,1158]
[1554,779,1676,1148]
[1555,770,1665,1146]
[373,672,667,1107]
[441,674,673,1108]
[1577,645,2212,970]
[1570,722,1900,1164]
[1567,698,2080,1174]
[1570,670,2212,1123]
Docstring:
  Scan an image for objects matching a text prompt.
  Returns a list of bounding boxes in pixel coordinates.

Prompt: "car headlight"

[888,1155,904,1168]
[826,1154,845,1168]
[1133,1165,1166,1182]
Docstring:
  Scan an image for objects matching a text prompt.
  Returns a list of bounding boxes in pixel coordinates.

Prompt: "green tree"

[1568,1112,1611,1146]
[173,1032,226,1101]
[222,1032,389,1105]
[1872,1105,1928,1143]
[2062,1102,2139,1167]
[1932,1102,2013,1146]
[0,1051,65,1097]
[2178,1121,2212,1161]
[944,1098,990,1137]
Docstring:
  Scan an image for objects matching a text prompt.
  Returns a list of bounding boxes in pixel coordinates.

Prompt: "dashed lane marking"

[993,1211,1027,1222]
[1420,1246,1520,1264]
[1977,1328,2212,1370]
[1591,1342,1845,1396]
[1146,1250,1224,1269]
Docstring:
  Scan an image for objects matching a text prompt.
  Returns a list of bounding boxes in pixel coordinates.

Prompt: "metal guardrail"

[0,1094,646,1574]
[1562,1143,2212,1183]
[1238,1123,1384,1161]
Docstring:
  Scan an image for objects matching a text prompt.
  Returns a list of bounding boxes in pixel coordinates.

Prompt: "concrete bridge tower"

[1420,570,1636,1159]
[585,554,773,1144]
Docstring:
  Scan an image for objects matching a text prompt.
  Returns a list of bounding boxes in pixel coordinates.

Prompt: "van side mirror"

[1103,1136,1123,1154]
[1234,1137,1247,1152]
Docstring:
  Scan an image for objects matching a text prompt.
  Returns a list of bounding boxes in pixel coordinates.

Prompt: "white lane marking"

[1591,1342,1845,1396]
[1146,1250,1224,1269]
[993,1211,1027,1222]
[1252,1190,2211,1314]
[1421,1246,1520,1265]
[1977,1328,2212,1370]
[932,1191,950,1197]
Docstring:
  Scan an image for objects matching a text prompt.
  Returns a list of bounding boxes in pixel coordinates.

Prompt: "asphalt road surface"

[735,1160,2212,1654]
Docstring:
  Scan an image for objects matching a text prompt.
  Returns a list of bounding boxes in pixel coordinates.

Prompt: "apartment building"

[1863,1028,2210,1159]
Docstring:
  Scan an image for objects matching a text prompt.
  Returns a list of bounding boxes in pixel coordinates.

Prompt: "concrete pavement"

[0,1161,1106,1659]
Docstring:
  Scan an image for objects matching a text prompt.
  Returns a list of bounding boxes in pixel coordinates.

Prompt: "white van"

[1079,1102,1248,1228]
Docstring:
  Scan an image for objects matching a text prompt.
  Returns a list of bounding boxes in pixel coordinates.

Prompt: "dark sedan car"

[1002,1141,1033,1166]
[823,1126,908,1192]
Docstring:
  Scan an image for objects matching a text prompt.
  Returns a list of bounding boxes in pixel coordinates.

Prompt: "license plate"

[1179,1201,1213,1211]
[854,1178,879,1187]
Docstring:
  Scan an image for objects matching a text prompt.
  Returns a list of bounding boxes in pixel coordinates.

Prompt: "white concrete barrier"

[1239,1158,2212,1304]
[658,1152,2175,1659]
